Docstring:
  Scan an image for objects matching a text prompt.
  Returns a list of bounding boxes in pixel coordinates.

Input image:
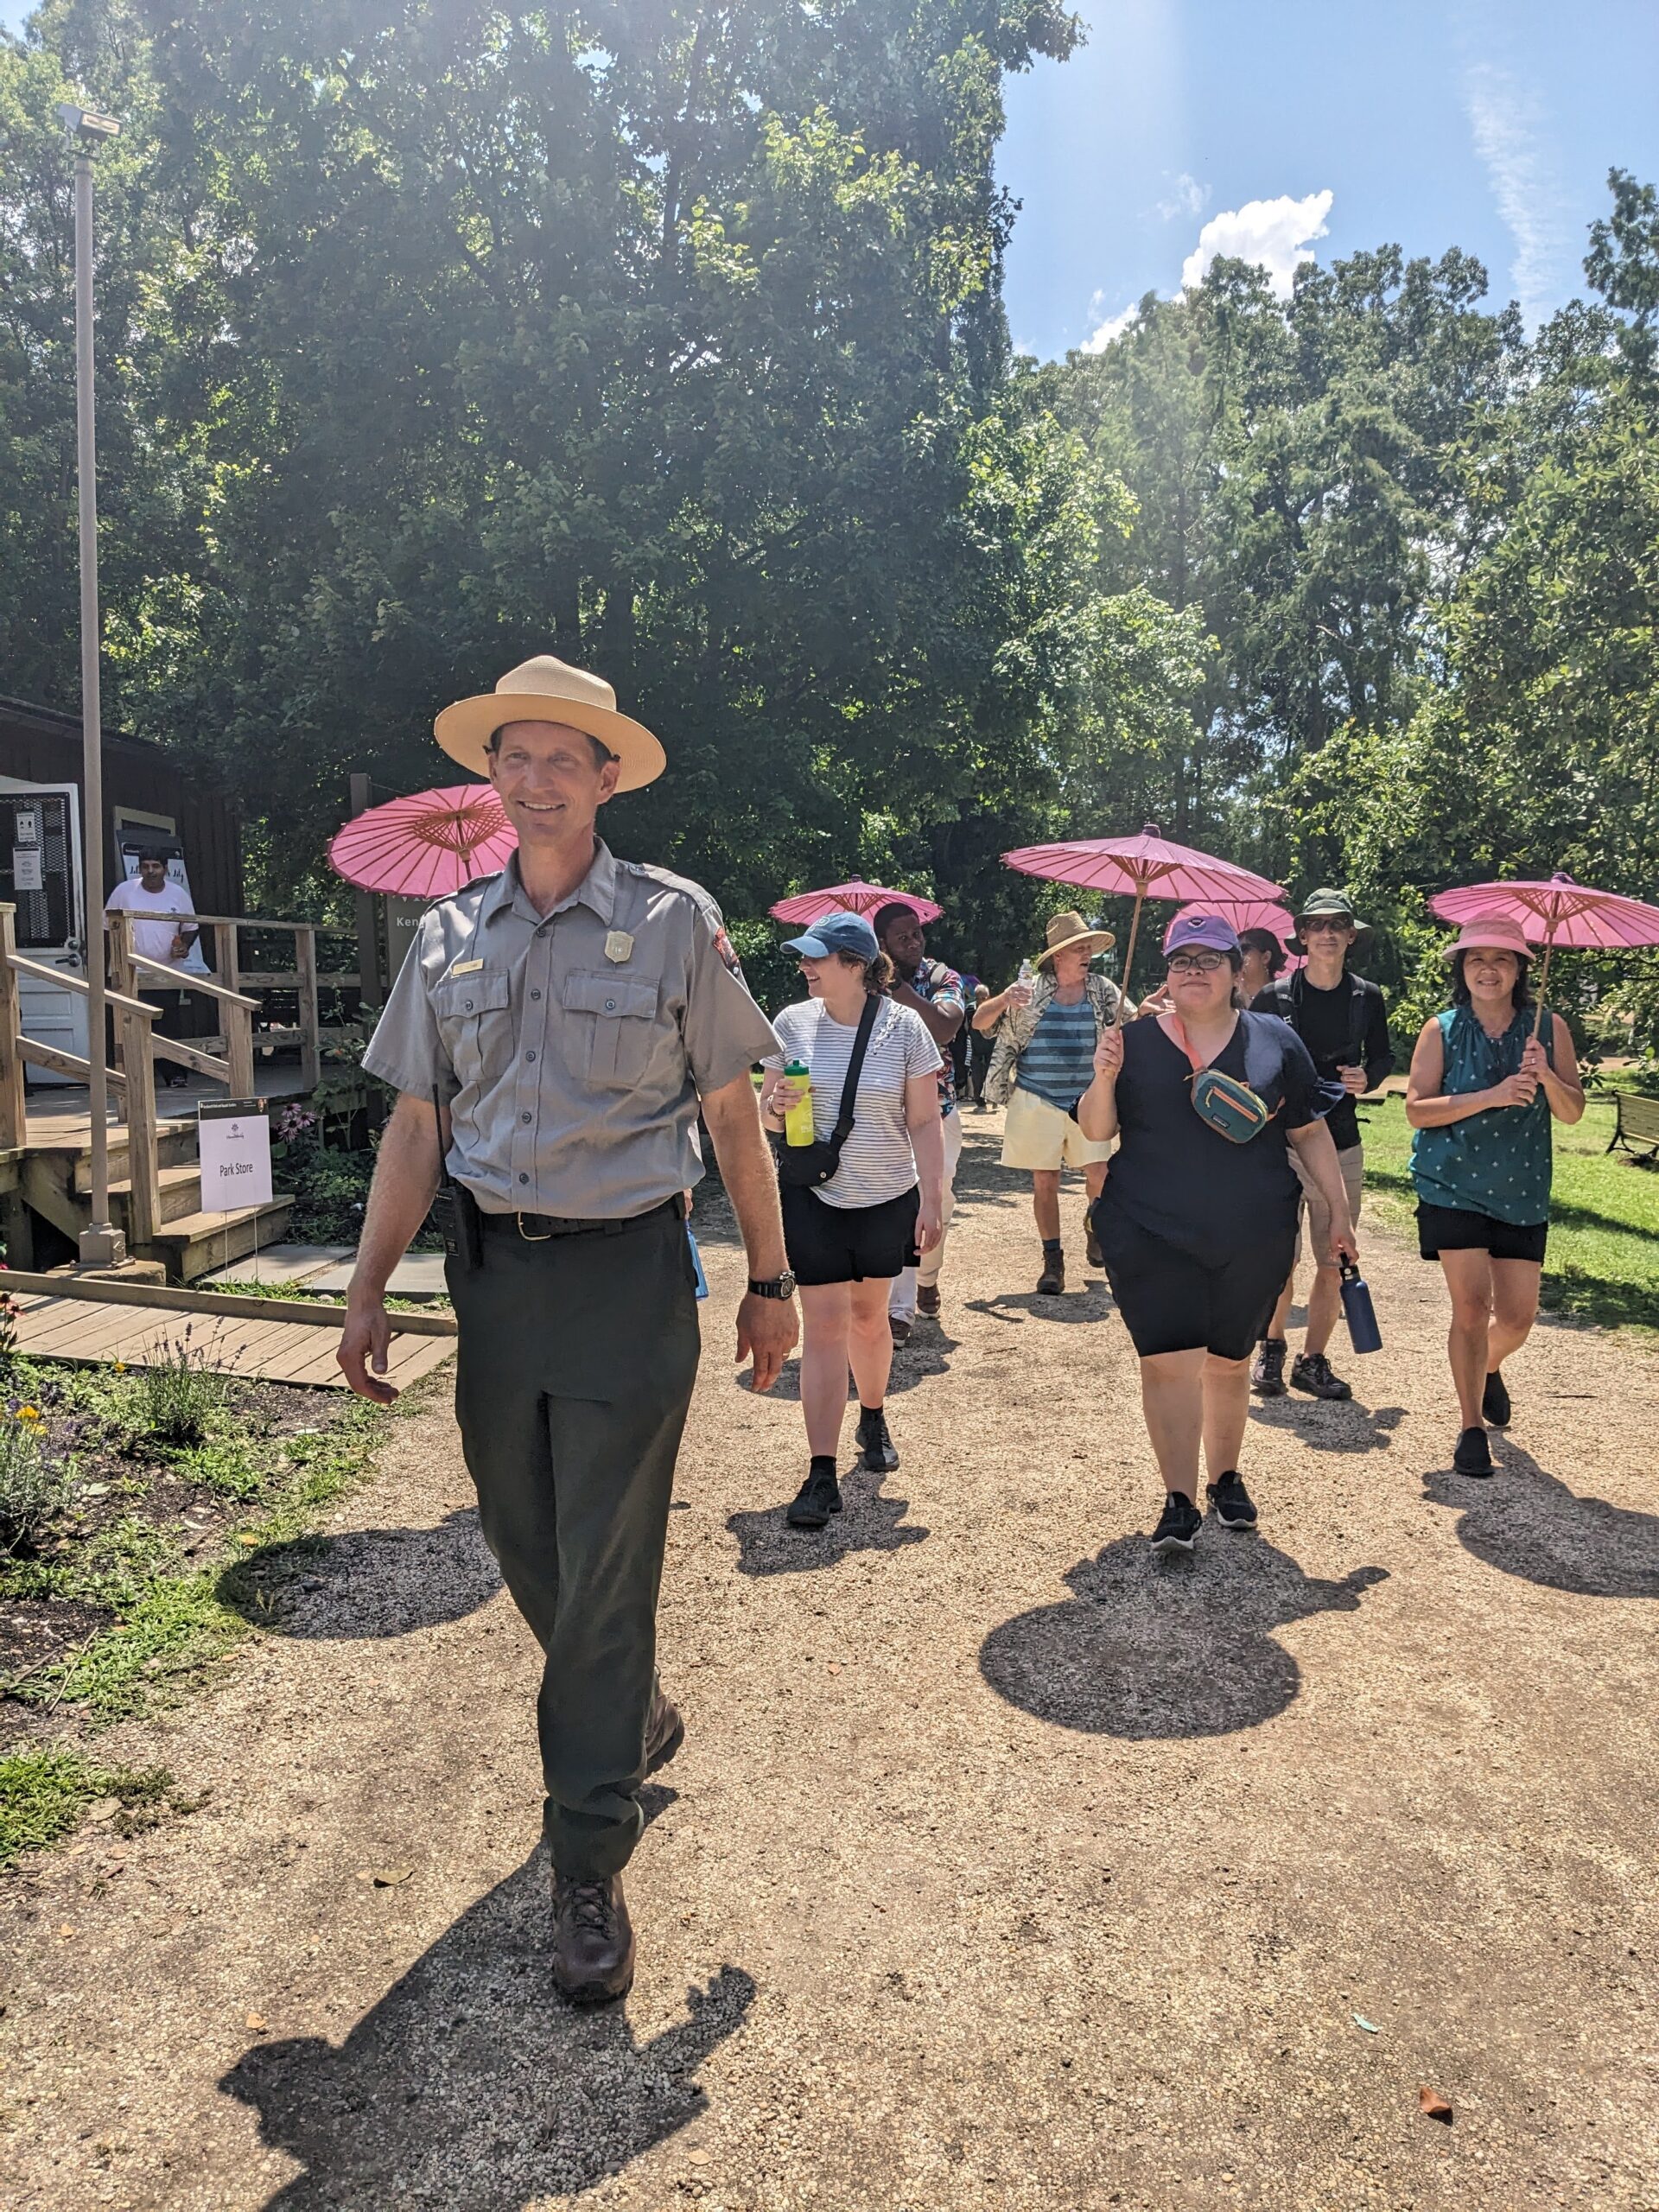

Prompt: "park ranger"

[339,654,798,2005]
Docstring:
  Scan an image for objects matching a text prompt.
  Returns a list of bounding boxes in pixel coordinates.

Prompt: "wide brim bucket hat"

[1289,887,1373,957]
[1440,913,1535,963]
[1034,909,1116,967]
[435,654,666,792]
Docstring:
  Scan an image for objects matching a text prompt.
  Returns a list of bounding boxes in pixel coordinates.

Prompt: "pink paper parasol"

[1004,825,1283,1018]
[328,785,518,901]
[770,879,942,926]
[1429,872,1659,1036]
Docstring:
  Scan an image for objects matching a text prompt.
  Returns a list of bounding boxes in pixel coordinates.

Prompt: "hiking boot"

[1452,1426,1494,1478]
[1481,1369,1511,1427]
[551,1871,634,2005]
[786,1460,843,1529]
[1037,1249,1065,1296]
[644,1686,684,1777]
[1149,1492,1203,1556]
[889,1315,912,1347]
[1085,1224,1103,1269]
[917,1284,941,1319]
[1291,1350,1352,1402]
[855,1406,899,1474]
[1206,1471,1259,1531]
[1250,1338,1288,1397]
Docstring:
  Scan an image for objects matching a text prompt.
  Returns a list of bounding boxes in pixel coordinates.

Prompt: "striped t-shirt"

[1014,993,1098,1112]
[766,998,943,1211]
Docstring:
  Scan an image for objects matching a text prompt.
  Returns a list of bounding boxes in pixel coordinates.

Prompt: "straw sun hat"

[434,654,666,792]
[1034,910,1116,967]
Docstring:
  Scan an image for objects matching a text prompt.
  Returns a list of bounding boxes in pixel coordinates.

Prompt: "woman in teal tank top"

[1405,916,1584,1477]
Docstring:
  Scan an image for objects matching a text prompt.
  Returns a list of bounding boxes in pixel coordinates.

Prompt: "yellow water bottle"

[784,1059,815,1147]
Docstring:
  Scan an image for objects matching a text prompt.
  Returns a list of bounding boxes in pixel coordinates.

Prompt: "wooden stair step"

[108,1164,214,1227]
[140,1197,296,1284]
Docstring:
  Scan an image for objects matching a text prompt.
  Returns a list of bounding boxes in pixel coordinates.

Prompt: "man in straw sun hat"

[340,653,798,2004]
[973,910,1127,1296]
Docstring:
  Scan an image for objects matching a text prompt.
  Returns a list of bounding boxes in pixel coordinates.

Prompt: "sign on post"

[198,1097,272,1212]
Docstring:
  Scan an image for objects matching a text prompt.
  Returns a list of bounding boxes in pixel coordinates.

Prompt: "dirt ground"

[3,1109,1657,2212]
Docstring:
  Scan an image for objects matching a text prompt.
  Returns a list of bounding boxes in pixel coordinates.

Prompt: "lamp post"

[57,99,124,1268]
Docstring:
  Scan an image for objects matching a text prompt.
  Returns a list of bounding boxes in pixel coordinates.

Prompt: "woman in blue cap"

[1077,912,1357,1555]
[760,912,945,1528]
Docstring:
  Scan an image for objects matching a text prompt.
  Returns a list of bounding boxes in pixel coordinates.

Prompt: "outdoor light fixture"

[56,101,121,144]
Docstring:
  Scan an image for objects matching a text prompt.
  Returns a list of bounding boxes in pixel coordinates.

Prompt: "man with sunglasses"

[1249,889,1393,1402]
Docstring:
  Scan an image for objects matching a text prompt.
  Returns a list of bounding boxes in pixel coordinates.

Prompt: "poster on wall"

[115,836,212,976]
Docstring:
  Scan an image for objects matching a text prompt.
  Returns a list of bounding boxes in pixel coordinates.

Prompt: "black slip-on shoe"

[1452,1426,1494,1477]
[1149,1492,1203,1555]
[1481,1370,1511,1427]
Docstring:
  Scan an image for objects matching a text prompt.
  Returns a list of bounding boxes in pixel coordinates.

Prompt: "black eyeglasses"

[1167,952,1227,975]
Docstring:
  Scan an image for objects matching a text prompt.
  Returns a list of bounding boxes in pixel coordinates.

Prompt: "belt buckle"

[516,1211,553,1243]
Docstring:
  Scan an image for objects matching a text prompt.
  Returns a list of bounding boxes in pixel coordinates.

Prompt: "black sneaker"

[888,1315,912,1347]
[1291,1350,1352,1402]
[1251,1338,1288,1398]
[1085,1224,1103,1269]
[786,1462,843,1528]
[1205,1471,1258,1530]
[1452,1426,1494,1478]
[1149,1492,1202,1555]
[1037,1249,1065,1295]
[1481,1370,1511,1427]
[855,1407,899,1473]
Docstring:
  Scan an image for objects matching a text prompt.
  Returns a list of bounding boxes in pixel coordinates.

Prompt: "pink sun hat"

[1441,912,1535,963]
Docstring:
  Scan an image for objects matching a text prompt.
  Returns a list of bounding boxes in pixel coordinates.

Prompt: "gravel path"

[4,1109,1657,2210]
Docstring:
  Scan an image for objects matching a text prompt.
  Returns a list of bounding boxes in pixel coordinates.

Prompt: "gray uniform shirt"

[362,840,780,1218]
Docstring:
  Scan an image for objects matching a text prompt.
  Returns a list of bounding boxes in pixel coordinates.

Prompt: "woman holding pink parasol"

[1406,915,1584,1476]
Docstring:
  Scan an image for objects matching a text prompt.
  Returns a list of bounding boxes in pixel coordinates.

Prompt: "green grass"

[1358,1091,1659,1338]
[0,1745,199,1867]
[1,1366,394,1725]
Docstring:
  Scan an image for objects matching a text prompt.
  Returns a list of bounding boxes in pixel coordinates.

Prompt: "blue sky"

[9,0,1656,359]
[1000,0,1659,358]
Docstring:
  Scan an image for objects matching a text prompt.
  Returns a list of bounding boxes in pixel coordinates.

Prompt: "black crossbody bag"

[771,995,879,1190]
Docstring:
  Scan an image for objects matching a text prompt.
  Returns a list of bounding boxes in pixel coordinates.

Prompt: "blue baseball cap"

[1163,910,1242,959]
[782,909,880,963]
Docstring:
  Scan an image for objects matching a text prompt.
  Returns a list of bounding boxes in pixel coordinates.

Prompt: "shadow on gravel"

[963,1288,1116,1327]
[1249,1399,1407,1453]
[223,1848,754,2211]
[738,1334,958,1400]
[1423,1444,1659,1599]
[220,1509,501,1640]
[725,1469,928,1577]
[980,1535,1388,1737]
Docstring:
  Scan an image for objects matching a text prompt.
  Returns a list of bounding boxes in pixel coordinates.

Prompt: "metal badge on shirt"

[605,931,634,964]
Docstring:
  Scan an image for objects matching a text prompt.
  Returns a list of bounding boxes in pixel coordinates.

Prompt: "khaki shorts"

[1293,1141,1364,1266]
[1001,1084,1116,1173]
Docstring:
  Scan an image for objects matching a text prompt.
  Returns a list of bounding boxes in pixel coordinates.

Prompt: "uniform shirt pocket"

[563,971,659,1086]
[433,969,512,1091]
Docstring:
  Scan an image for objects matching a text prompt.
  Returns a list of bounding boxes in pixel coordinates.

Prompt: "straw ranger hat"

[1034,910,1116,967]
[435,654,666,791]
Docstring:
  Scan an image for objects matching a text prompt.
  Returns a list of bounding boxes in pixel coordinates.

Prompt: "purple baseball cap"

[1163,911,1242,959]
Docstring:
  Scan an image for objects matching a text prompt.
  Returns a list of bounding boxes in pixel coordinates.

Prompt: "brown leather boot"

[644,1685,684,1776]
[551,1871,635,2004]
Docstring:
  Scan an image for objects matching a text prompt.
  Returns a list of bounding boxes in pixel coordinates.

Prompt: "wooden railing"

[107,913,260,1099]
[0,905,163,1244]
[145,912,358,1091]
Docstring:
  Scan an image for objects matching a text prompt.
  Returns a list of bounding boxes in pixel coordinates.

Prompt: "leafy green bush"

[0,1412,67,1554]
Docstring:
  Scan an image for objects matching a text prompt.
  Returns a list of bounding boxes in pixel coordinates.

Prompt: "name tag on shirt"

[448,958,485,976]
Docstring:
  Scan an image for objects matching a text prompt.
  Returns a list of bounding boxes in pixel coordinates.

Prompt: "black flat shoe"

[785,1463,842,1529]
[1481,1370,1511,1427]
[1453,1426,1494,1477]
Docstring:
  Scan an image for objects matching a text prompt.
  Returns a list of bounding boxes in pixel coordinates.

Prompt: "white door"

[0,781,88,1084]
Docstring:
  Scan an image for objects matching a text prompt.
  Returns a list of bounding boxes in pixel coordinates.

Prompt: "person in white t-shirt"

[105,851,198,1085]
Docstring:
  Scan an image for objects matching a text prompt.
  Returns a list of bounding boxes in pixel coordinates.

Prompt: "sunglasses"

[1300,917,1352,935]
[1167,951,1228,975]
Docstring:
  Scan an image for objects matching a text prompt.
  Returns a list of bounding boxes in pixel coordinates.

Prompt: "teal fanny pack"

[1171,1016,1280,1144]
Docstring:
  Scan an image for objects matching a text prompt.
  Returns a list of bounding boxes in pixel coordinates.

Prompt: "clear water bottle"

[1339,1259,1382,1354]
[1017,957,1036,986]
[783,1058,816,1147]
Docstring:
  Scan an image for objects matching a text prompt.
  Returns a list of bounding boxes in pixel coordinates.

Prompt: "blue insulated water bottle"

[1339,1258,1382,1354]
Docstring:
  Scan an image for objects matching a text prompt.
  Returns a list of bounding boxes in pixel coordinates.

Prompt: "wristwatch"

[747,1270,798,1300]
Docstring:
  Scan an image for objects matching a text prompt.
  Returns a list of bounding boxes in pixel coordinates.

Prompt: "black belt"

[480,1194,684,1243]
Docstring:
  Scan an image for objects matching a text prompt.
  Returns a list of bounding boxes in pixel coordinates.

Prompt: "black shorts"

[1091,1198,1295,1361]
[1417,1203,1548,1264]
[782,1182,920,1287]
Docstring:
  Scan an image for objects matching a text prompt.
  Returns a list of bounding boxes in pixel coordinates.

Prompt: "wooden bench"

[1606,1090,1659,1160]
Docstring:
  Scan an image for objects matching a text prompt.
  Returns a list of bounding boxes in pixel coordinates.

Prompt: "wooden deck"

[11,1289,455,1390]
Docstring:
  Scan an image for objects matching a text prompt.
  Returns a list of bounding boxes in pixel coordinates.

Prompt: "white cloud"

[1155,172,1208,223]
[1082,302,1140,354]
[1462,60,1572,327]
[1179,189,1333,298]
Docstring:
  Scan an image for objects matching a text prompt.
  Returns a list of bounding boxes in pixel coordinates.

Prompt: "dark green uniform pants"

[447,1201,701,1879]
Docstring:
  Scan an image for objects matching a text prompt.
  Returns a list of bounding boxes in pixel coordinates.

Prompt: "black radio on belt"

[429,1086,482,1271]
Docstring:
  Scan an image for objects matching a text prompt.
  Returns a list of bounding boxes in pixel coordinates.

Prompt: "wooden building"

[0,695,243,1065]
